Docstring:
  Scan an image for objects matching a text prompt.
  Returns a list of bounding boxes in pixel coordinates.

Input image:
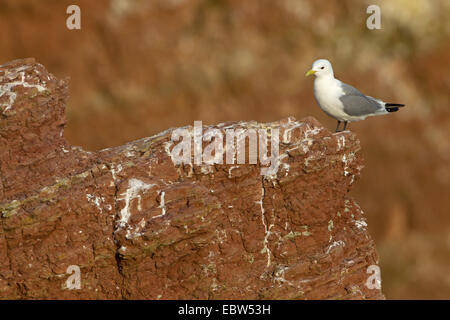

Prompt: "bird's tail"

[385,103,405,113]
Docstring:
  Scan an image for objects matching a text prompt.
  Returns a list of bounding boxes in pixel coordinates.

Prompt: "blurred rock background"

[0,0,449,299]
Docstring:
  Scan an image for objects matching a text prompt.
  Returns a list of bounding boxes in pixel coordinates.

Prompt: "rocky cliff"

[0,59,383,299]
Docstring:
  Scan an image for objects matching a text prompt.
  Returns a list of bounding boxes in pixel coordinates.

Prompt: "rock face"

[0,59,383,299]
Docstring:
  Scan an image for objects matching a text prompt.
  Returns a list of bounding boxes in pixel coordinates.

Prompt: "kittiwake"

[305,59,405,132]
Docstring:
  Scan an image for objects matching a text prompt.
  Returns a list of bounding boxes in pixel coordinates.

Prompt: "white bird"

[305,59,405,132]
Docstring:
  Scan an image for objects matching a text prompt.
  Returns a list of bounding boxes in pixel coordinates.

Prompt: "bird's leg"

[335,121,341,132]
[343,121,348,131]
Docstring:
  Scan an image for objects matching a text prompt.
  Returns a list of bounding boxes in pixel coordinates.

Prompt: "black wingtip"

[386,107,399,112]
[385,103,405,107]
[385,103,405,113]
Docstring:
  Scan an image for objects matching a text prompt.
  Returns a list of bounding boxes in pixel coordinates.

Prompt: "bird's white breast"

[313,77,352,121]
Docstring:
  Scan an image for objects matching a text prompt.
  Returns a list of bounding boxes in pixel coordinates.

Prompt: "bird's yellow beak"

[305,69,316,77]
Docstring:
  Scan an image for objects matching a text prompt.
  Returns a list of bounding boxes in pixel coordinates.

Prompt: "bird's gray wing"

[338,82,384,116]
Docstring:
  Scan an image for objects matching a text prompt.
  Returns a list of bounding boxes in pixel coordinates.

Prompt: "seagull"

[305,59,405,132]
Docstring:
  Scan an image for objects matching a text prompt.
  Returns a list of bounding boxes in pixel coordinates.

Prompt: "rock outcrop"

[0,59,383,299]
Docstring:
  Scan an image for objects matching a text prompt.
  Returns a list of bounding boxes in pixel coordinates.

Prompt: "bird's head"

[305,59,334,78]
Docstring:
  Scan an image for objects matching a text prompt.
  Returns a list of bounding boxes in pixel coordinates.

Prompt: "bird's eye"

[320,66,325,69]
